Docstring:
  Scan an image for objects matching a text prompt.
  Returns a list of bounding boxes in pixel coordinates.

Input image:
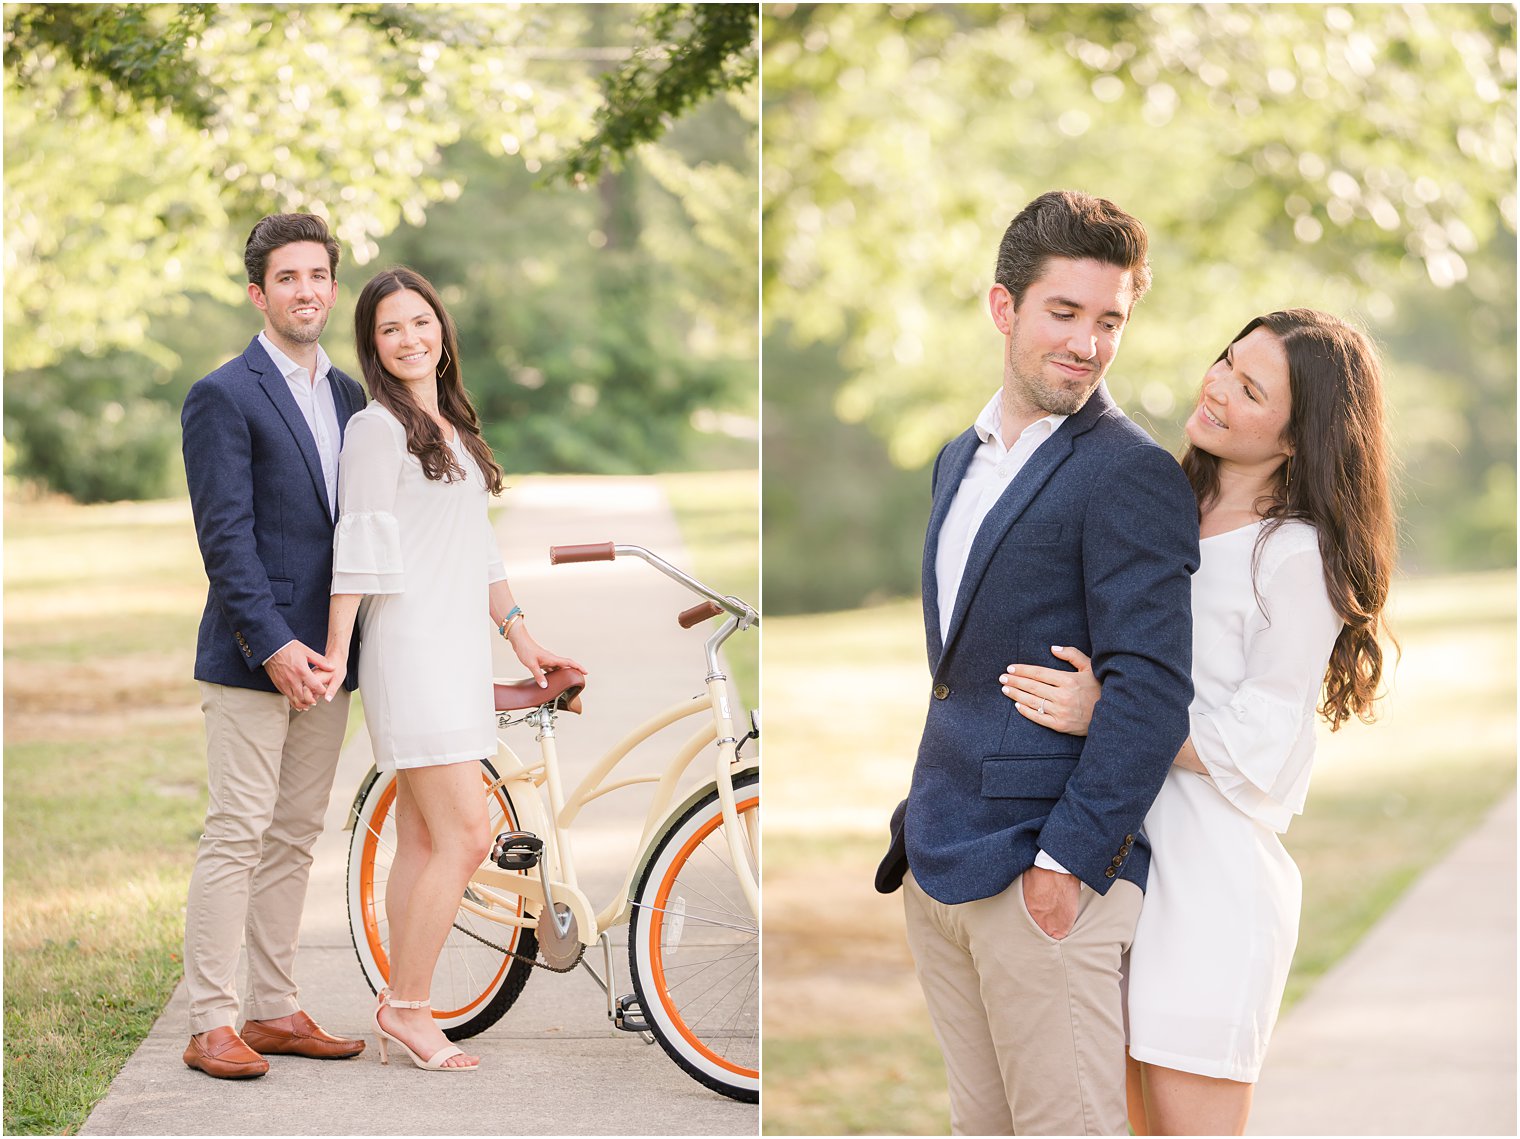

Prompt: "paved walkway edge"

[1248,789,1517,1136]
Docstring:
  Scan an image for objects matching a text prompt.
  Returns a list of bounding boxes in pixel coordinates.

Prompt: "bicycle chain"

[450,918,584,974]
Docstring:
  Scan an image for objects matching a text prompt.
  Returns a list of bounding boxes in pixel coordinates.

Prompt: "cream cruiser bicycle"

[344,542,759,1101]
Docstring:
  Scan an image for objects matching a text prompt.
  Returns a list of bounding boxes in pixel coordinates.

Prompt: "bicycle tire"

[628,768,759,1102]
[346,757,537,1041]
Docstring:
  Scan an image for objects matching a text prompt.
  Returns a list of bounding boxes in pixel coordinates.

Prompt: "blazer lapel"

[938,385,1118,665]
[248,337,334,522]
[921,427,980,671]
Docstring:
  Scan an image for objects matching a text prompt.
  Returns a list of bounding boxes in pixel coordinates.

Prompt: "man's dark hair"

[243,213,341,290]
[994,190,1151,310]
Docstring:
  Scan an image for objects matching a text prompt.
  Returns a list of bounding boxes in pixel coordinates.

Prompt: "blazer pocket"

[981,754,1079,799]
[1006,522,1061,546]
[270,577,295,606]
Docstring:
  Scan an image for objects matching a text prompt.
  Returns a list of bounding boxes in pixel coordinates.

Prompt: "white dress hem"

[1127,1043,1261,1084]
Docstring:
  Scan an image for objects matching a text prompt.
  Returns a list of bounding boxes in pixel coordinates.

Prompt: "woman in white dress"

[998,309,1396,1134]
[322,267,582,1072]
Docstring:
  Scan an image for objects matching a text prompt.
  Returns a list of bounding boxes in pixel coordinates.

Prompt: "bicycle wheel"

[628,768,759,1102]
[346,757,537,1040]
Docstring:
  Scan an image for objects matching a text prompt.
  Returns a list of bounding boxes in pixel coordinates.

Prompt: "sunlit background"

[3,5,757,1133]
[760,4,1516,1133]
[6,3,759,498]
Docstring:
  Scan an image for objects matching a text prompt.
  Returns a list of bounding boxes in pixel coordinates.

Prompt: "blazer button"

[933,684,950,700]
[1125,834,1135,843]
[1111,855,1123,866]
[1104,866,1117,878]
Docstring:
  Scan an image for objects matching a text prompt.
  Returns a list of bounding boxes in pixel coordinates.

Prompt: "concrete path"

[82,476,758,1136]
[1248,790,1516,1136]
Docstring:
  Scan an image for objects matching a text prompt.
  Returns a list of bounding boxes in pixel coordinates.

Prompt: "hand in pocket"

[1022,866,1081,940]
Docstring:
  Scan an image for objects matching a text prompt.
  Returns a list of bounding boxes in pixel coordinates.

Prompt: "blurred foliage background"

[760,7,1515,1133]
[763,2,1516,613]
[4,2,759,498]
[3,6,756,1132]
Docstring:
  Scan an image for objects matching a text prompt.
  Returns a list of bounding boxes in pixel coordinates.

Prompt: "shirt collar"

[259,330,331,385]
[972,391,1066,447]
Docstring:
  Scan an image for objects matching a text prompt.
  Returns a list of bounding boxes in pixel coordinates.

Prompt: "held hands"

[322,657,347,702]
[999,646,1101,736]
[505,622,587,688]
[1022,865,1081,940]
[264,641,337,711]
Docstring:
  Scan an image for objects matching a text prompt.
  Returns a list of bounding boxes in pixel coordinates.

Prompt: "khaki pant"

[904,869,1143,1136]
[184,682,350,1035]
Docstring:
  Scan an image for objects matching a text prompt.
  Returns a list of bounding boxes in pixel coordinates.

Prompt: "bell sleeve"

[332,412,406,595]
[1190,537,1343,831]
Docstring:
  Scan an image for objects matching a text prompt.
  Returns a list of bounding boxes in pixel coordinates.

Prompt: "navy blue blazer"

[876,385,1199,904]
[182,336,367,693]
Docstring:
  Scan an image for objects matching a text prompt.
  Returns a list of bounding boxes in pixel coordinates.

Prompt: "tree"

[556,3,758,182]
[762,3,1516,610]
[4,2,758,498]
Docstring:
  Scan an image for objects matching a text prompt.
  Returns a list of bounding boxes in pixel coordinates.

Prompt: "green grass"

[760,569,1516,1135]
[764,1034,952,1135]
[5,499,208,1135]
[661,468,760,710]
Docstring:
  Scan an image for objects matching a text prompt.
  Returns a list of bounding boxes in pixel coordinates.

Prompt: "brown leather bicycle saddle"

[493,667,586,714]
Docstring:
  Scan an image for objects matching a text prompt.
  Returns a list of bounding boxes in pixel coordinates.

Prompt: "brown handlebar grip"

[550,542,616,565]
[679,600,724,629]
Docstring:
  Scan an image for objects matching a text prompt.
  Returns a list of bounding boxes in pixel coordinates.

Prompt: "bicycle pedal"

[491,830,543,870]
[613,994,650,1033]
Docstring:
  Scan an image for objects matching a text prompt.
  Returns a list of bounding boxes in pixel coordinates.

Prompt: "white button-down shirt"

[934,390,1073,877]
[259,330,340,514]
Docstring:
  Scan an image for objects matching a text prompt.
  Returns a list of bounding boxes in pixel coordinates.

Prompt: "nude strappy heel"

[373,994,479,1072]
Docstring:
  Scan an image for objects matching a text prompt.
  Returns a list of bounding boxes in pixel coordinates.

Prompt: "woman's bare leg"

[1140,1061,1253,1136]
[1126,1051,1151,1135]
[384,773,431,971]
[379,762,492,1068]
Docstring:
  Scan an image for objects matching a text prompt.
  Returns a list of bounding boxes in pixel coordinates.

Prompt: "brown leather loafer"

[183,1026,270,1079]
[240,1009,366,1059]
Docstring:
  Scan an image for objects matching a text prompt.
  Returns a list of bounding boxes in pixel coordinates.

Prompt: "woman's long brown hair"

[1180,309,1398,730]
[353,266,505,495]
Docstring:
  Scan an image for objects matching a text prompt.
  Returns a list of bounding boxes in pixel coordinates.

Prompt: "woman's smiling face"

[1185,326,1294,472]
[373,288,442,388]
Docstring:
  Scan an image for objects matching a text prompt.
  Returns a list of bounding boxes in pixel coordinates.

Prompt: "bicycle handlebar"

[679,600,724,629]
[549,542,616,564]
[549,541,758,633]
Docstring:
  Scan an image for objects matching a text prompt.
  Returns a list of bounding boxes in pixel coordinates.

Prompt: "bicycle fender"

[624,761,760,904]
[344,764,383,832]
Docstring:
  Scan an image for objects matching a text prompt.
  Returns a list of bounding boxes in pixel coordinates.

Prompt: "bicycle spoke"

[631,901,756,935]
[705,969,760,1055]
[671,958,754,1026]
[647,866,749,924]
[658,942,756,992]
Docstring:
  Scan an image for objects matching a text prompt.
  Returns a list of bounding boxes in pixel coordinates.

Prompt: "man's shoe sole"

[243,1042,364,1059]
[184,1059,268,1079]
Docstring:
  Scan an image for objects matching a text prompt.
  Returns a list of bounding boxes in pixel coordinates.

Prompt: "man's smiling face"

[249,240,336,350]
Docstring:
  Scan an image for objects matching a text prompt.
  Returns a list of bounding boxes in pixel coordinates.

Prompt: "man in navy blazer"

[875,191,1199,1134]
[179,214,368,1078]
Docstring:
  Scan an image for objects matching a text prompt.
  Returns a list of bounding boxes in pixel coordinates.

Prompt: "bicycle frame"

[458,546,759,949]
